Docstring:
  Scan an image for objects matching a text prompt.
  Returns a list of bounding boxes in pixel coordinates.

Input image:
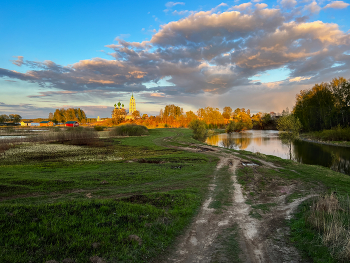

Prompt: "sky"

[1,0,350,118]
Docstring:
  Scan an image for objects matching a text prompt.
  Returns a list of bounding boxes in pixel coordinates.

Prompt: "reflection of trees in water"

[293,140,350,175]
[206,135,221,146]
[221,134,252,150]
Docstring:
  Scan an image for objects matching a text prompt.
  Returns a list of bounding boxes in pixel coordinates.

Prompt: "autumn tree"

[222,107,232,120]
[52,108,87,124]
[0,115,9,123]
[185,111,197,122]
[229,108,253,131]
[197,107,224,127]
[132,110,140,119]
[9,114,22,123]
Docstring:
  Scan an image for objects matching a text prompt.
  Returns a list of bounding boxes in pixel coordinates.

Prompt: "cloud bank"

[1,2,350,114]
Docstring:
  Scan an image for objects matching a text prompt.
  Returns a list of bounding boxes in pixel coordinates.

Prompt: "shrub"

[109,124,149,136]
[226,120,253,133]
[188,120,207,141]
[309,126,350,141]
[94,126,105,131]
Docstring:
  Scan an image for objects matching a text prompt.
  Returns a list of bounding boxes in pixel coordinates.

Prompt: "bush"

[94,126,105,131]
[226,120,253,133]
[188,120,207,141]
[309,126,350,141]
[109,124,149,136]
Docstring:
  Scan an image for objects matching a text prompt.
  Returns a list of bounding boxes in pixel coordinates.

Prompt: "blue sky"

[1,0,350,118]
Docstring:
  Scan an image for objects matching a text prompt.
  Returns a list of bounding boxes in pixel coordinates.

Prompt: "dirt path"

[156,137,314,263]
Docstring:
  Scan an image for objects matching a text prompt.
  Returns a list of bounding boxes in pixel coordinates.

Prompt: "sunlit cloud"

[1,2,350,116]
[323,1,350,9]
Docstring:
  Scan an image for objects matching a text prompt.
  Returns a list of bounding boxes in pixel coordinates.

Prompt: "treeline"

[51,108,87,124]
[0,114,22,123]
[106,104,277,130]
[293,77,350,131]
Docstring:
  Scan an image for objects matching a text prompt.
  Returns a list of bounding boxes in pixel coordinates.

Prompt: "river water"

[206,130,350,175]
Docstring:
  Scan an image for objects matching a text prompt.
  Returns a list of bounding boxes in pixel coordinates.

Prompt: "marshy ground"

[1,128,349,262]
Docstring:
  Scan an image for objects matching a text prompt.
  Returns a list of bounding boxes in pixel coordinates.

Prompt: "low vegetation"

[304,126,350,142]
[0,128,217,262]
[188,119,208,141]
[230,147,350,263]
[109,124,149,137]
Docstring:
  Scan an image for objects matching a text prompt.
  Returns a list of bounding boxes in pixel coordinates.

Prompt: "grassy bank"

[302,126,350,147]
[0,128,217,263]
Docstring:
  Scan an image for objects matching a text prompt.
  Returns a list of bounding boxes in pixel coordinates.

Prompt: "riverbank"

[300,134,350,147]
[1,128,349,262]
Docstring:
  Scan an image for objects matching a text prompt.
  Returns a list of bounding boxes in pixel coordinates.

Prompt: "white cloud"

[255,3,268,9]
[304,1,322,14]
[165,2,185,8]
[280,0,297,9]
[323,1,350,9]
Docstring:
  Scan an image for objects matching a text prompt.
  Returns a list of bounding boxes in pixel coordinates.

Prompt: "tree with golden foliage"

[197,107,225,128]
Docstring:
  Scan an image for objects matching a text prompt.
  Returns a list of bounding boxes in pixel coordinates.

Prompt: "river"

[206,130,350,175]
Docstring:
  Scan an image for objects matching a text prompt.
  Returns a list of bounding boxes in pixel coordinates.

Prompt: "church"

[112,93,137,120]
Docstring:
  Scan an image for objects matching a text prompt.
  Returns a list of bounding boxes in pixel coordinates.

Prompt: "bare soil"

[155,143,316,263]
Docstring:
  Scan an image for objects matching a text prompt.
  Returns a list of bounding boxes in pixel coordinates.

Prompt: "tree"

[230,108,253,131]
[277,114,302,160]
[222,107,232,120]
[12,114,22,123]
[0,114,9,123]
[197,107,224,127]
[185,111,197,123]
[52,108,87,124]
[132,110,140,119]
[188,119,208,141]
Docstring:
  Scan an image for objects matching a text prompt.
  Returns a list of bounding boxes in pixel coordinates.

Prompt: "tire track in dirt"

[158,135,315,263]
[156,157,234,263]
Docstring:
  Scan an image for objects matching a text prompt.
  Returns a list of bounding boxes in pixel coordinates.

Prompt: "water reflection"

[206,130,350,175]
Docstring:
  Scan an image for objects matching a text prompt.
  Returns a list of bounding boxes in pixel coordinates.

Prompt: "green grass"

[210,224,241,263]
[289,199,337,263]
[0,192,202,262]
[0,128,217,262]
[209,166,233,213]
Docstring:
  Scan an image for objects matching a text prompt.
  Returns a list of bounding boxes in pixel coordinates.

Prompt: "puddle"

[241,162,258,167]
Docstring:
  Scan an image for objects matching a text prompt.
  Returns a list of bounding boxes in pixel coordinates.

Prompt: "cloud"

[304,1,322,14]
[323,1,350,9]
[255,3,268,9]
[229,2,252,11]
[280,0,297,9]
[165,2,185,8]
[1,5,350,111]
[12,56,24,66]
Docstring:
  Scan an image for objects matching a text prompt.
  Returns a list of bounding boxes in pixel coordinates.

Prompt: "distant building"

[129,92,136,115]
[30,123,40,127]
[125,93,137,120]
[65,121,79,127]
[21,121,32,126]
[40,121,54,127]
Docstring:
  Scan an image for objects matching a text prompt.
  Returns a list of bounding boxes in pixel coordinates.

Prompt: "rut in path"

[155,149,314,263]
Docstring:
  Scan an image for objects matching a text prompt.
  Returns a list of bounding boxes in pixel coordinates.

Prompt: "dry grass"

[0,128,99,159]
[308,193,350,261]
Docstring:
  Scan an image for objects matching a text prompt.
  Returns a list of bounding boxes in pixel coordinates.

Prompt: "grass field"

[0,128,217,263]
